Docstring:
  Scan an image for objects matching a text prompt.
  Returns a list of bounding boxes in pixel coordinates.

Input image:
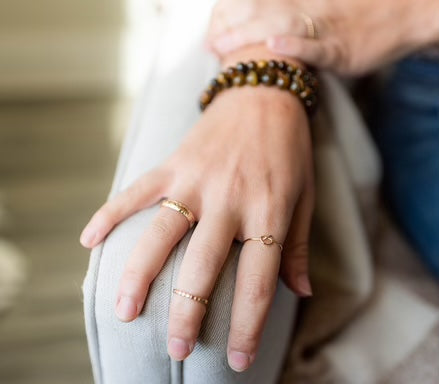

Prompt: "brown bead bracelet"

[199,60,318,115]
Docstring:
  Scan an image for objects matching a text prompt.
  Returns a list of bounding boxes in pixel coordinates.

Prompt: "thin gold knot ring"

[161,199,196,228]
[243,235,284,252]
[173,288,209,305]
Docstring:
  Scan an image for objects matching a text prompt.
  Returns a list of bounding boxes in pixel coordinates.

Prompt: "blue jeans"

[372,56,439,279]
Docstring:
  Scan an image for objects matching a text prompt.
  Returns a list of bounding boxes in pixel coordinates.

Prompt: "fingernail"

[228,351,250,372]
[168,338,192,361]
[116,296,138,322]
[80,227,97,248]
[297,274,312,296]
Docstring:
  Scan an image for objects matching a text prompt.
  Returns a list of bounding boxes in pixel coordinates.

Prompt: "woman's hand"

[80,49,314,371]
[207,0,439,75]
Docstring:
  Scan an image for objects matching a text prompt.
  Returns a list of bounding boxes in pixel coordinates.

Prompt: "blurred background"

[0,1,161,382]
[0,1,438,384]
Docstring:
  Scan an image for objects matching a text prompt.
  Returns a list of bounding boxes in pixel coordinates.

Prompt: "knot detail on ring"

[261,235,274,245]
[161,199,196,228]
[243,234,283,251]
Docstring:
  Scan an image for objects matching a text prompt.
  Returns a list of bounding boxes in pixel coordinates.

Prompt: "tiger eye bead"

[257,60,268,70]
[277,61,287,71]
[247,61,257,71]
[286,64,297,74]
[226,67,237,77]
[232,72,246,86]
[268,60,278,69]
[289,81,300,94]
[236,62,248,73]
[293,75,305,91]
[217,72,232,88]
[210,78,221,91]
[300,87,312,99]
[260,69,276,85]
[276,72,291,89]
[246,70,259,86]
[305,94,317,108]
[200,88,215,110]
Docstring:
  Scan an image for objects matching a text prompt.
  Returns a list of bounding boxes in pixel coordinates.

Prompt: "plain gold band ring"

[299,12,318,39]
[173,288,209,305]
[243,235,284,252]
[161,199,196,228]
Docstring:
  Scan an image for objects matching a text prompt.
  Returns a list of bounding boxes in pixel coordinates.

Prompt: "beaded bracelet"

[199,60,318,115]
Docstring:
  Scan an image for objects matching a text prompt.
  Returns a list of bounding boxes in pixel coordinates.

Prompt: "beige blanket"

[279,73,439,384]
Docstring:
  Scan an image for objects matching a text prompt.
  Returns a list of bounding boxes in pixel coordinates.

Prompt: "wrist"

[200,58,318,115]
[220,44,306,71]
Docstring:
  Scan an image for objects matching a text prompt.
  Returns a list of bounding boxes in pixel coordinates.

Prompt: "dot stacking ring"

[173,288,209,306]
[161,199,196,228]
[243,235,284,252]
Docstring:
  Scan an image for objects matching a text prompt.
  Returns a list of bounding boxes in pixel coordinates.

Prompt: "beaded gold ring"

[173,288,209,306]
[199,60,318,115]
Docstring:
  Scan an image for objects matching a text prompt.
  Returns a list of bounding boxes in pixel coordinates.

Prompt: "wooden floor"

[0,98,126,383]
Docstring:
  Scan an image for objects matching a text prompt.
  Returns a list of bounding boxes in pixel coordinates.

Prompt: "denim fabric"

[373,56,439,278]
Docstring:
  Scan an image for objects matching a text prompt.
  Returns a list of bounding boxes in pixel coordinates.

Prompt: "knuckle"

[169,303,203,337]
[119,268,149,298]
[150,215,175,241]
[230,323,258,350]
[93,205,114,226]
[240,273,273,304]
[122,268,152,286]
[188,243,222,277]
[289,242,310,259]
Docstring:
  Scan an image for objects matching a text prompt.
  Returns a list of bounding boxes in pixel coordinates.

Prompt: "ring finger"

[227,217,289,371]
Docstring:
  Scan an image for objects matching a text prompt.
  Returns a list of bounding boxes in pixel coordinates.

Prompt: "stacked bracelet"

[199,60,318,115]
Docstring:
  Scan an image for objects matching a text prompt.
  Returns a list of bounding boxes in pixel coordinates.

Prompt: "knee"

[82,208,176,383]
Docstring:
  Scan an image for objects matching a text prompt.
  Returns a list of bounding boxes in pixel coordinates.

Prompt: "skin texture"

[207,0,439,75]
[80,45,315,372]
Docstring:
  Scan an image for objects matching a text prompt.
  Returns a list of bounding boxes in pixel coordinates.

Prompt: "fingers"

[209,20,276,55]
[209,16,308,56]
[280,183,315,296]
[266,35,331,68]
[80,168,170,248]
[167,209,238,360]
[227,233,283,372]
[116,202,192,322]
[226,203,290,372]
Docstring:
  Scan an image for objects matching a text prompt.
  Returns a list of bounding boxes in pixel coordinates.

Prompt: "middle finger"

[167,208,239,360]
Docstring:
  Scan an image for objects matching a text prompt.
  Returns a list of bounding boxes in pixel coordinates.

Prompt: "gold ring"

[299,12,318,39]
[173,288,209,305]
[161,199,196,228]
[243,235,283,252]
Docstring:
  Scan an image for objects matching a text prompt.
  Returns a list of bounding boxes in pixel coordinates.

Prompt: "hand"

[207,0,439,75]
[80,66,314,372]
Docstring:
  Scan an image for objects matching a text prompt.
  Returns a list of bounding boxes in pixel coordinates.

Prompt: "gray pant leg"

[83,208,297,384]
